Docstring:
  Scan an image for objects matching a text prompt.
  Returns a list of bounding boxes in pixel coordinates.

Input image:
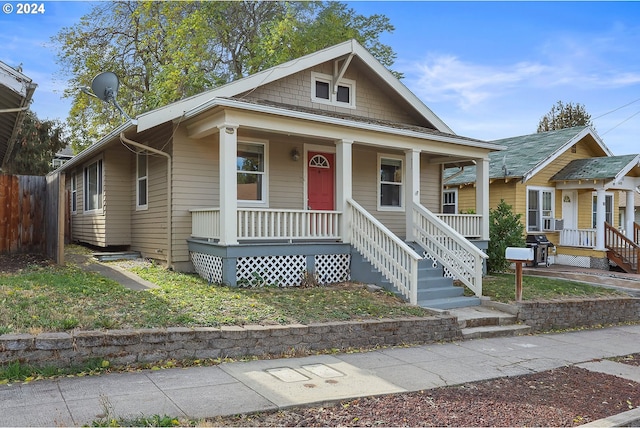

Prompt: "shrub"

[488,199,525,273]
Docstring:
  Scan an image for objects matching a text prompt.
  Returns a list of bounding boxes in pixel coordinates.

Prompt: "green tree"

[3,110,67,175]
[487,200,526,273]
[53,1,397,152]
[537,100,593,132]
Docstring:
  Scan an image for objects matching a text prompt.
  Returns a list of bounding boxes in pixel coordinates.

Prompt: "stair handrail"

[635,222,640,245]
[412,203,487,297]
[346,198,421,304]
[604,222,639,273]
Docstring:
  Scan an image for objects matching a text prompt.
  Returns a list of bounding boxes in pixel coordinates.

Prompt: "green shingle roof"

[444,126,597,185]
[550,155,639,181]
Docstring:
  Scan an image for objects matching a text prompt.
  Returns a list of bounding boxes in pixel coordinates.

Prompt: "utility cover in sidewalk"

[302,364,344,378]
[266,367,310,383]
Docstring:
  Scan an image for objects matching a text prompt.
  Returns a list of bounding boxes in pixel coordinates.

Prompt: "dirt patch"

[212,364,640,427]
[0,253,52,274]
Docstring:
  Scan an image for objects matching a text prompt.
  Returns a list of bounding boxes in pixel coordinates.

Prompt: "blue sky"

[2,1,640,155]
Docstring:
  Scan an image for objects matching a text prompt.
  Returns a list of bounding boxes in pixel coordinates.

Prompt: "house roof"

[550,154,640,182]
[444,126,611,186]
[137,39,454,134]
[0,61,37,168]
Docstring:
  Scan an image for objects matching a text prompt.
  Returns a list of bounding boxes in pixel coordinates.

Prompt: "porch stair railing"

[635,222,640,245]
[435,214,482,239]
[347,199,421,305]
[604,222,639,274]
[412,203,487,297]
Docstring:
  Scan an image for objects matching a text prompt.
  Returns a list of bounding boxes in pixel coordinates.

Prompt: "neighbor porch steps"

[447,305,531,339]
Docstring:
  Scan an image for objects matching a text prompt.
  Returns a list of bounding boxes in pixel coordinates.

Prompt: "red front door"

[307,152,334,210]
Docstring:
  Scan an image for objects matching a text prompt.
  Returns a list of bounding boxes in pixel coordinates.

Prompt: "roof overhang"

[0,62,37,168]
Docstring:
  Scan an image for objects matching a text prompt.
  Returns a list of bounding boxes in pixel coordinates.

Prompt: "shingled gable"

[136,39,453,134]
[444,126,611,186]
[550,154,640,183]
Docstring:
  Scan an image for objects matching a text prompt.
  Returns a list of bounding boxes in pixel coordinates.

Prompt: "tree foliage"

[537,100,593,132]
[3,110,67,175]
[53,1,397,153]
[487,200,526,273]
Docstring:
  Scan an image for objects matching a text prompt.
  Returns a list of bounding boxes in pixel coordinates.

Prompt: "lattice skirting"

[190,252,223,283]
[315,253,350,284]
[190,251,351,287]
[556,254,592,269]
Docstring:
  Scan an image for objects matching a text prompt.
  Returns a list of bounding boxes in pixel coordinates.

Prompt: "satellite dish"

[91,72,120,103]
[89,71,133,122]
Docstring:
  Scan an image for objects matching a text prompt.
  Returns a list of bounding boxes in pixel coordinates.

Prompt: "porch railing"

[605,222,639,273]
[347,199,421,304]
[237,208,341,240]
[435,214,482,239]
[190,207,341,241]
[412,203,486,297]
[559,228,596,248]
[635,222,640,245]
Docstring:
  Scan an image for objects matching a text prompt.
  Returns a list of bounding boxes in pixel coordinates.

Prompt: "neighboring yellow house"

[444,126,640,272]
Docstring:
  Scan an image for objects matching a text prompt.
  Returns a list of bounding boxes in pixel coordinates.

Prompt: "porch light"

[225,126,235,134]
[291,148,300,161]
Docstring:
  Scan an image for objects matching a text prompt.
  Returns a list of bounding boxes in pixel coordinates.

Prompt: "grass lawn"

[0,250,624,335]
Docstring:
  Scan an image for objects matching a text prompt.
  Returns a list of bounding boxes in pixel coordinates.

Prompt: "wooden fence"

[0,173,64,263]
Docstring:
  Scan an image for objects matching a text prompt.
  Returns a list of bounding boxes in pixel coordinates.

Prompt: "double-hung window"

[136,152,148,210]
[84,159,103,212]
[592,193,613,227]
[237,142,267,204]
[527,187,554,232]
[378,155,403,210]
[442,189,457,214]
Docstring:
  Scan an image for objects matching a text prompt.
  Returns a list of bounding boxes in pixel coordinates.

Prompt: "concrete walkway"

[2,324,640,426]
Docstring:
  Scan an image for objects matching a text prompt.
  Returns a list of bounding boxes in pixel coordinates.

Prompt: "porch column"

[595,188,606,250]
[336,139,353,243]
[626,190,635,240]
[218,124,238,245]
[476,157,490,241]
[405,149,420,241]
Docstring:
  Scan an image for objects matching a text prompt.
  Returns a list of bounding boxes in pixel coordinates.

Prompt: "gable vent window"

[311,72,355,109]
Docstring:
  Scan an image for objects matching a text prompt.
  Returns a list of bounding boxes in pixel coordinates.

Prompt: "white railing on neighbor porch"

[347,199,421,304]
[435,214,482,239]
[559,228,596,248]
[190,208,341,241]
[412,203,486,297]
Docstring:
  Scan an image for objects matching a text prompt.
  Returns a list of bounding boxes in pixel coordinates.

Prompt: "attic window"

[311,72,355,108]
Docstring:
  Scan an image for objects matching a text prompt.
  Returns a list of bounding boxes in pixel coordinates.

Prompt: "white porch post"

[476,157,490,241]
[405,149,420,241]
[218,124,238,245]
[336,139,353,243]
[595,188,606,250]
[626,190,635,240]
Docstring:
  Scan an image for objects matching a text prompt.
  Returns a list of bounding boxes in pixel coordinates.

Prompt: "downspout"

[120,132,173,268]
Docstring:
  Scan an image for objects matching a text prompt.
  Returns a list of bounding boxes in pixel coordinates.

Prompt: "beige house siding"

[243,62,421,126]
[270,137,305,209]
[102,144,131,246]
[69,154,106,247]
[420,154,441,212]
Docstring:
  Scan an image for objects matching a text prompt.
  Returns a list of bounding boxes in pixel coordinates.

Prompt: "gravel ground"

[211,356,640,427]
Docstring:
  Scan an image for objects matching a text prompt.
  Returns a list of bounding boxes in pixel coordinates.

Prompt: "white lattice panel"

[190,252,223,283]
[422,250,474,281]
[236,255,306,287]
[556,254,591,269]
[315,254,350,284]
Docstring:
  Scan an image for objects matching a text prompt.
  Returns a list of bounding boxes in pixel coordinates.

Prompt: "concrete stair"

[446,305,531,339]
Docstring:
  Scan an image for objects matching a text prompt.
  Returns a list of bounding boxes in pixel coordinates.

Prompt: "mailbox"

[505,247,534,261]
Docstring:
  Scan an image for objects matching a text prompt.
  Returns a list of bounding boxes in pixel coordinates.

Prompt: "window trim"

[592,192,614,228]
[70,173,77,214]
[237,139,269,207]
[83,158,103,213]
[136,151,148,211]
[377,154,404,212]
[311,72,356,109]
[442,188,458,214]
[526,186,554,232]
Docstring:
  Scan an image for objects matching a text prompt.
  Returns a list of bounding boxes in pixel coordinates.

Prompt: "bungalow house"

[444,126,640,273]
[56,40,504,309]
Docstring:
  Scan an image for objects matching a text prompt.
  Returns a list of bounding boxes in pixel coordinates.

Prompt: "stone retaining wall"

[0,316,460,368]
[517,297,640,331]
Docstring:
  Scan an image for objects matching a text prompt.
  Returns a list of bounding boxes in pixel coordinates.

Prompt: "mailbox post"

[505,247,534,302]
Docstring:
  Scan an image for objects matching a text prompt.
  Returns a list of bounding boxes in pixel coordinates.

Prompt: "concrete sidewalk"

[2,324,640,427]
